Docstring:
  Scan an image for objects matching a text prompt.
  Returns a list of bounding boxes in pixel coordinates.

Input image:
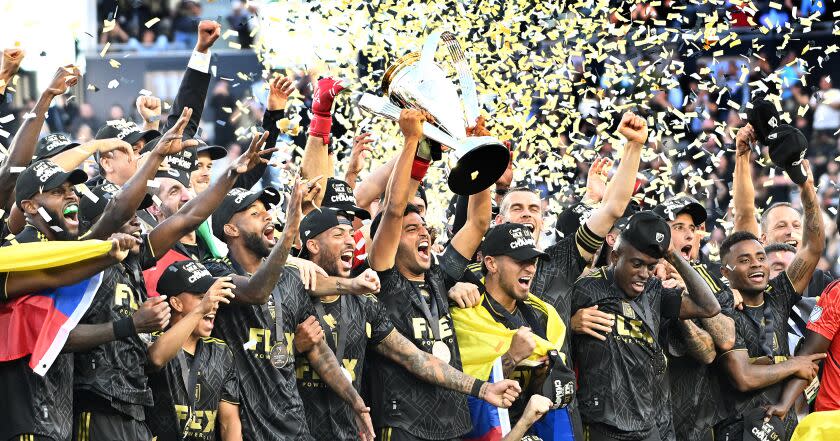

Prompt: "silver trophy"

[359,30,510,195]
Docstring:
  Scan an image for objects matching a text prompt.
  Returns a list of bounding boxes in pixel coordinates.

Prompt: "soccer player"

[146,260,240,441]
[571,211,721,441]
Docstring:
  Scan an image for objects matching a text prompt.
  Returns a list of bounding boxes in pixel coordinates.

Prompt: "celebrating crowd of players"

[1,18,840,441]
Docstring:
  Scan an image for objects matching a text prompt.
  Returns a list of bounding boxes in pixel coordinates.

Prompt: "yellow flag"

[0,240,112,272]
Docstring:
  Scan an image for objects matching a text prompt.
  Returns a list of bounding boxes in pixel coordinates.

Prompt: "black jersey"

[718,273,801,438]
[571,267,682,436]
[0,225,74,440]
[73,234,157,420]
[667,267,732,441]
[366,245,472,439]
[296,294,394,441]
[203,257,315,441]
[147,336,239,441]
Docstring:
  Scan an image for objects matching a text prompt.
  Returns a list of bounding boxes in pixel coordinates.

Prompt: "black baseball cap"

[154,166,192,188]
[195,139,227,161]
[767,124,809,185]
[95,120,160,146]
[211,187,282,240]
[481,223,549,261]
[746,96,779,145]
[619,211,671,259]
[298,207,354,258]
[321,178,370,219]
[555,202,594,239]
[652,196,706,226]
[15,160,88,208]
[741,408,785,441]
[78,182,154,230]
[540,349,576,410]
[157,260,217,297]
[34,133,79,160]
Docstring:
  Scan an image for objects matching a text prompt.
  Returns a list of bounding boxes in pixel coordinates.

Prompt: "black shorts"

[72,410,151,441]
[378,427,459,441]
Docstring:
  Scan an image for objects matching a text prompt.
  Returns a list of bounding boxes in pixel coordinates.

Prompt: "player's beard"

[243,229,271,258]
[314,246,342,277]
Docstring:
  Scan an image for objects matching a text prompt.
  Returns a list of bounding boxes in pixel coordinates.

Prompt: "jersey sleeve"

[660,287,683,320]
[363,296,396,347]
[771,272,802,310]
[807,282,840,341]
[220,346,240,404]
[277,264,314,325]
[437,244,471,286]
[137,234,158,270]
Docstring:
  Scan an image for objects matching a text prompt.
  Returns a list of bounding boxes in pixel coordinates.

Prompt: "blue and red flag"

[0,273,102,375]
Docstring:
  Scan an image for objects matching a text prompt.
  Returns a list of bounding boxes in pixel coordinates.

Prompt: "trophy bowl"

[447,136,510,196]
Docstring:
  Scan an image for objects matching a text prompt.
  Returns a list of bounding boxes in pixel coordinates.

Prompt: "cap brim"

[683,203,707,226]
[65,168,89,186]
[330,203,370,220]
[154,169,192,188]
[38,142,81,160]
[197,145,227,160]
[138,193,154,211]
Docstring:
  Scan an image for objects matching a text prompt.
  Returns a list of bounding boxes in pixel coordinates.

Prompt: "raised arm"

[582,112,646,260]
[665,250,720,319]
[733,124,759,235]
[136,96,162,132]
[65,295,171,353]
[50,138,132,172]
[368,109,428,271]
[374,329,521,407]
[344,132,374,188]
[0,65,79,211]
[148,132,274,254]
[449,187,491,260]
[720,349,824,392]
[84,108,194,240]
[301,77,346,207]
[146,278,234,370]
[786,160,825,294]
[354,156,397,212]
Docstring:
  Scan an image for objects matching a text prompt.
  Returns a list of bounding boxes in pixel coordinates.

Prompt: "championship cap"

[34,133,79,160]
[15,160,88,208]
[652,196,706,226]
[211,187,282,240]
[619,211,670,259]
[481,223,549,261]
[767,124,808,185]
[157,260,217,297]
[321,178,370,219]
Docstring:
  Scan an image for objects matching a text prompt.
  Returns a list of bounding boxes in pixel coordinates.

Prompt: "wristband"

[470,379,485,398]
[113,317,136,339]
[308,114,332,144]
[410,157,431,182]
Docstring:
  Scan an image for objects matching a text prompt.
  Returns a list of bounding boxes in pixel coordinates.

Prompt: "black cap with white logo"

[298,207,354,258]
[34,133,80,160]
[767,124,809,185]
[321,178,370,219]
[620,211,671,259]
[141,136,198,173]
[652,196,706,226]
[154,166,192,188]
[157,260,217,297]
[741,407,785,441]
[211,187,282,240]
[78,182,154,230]
[95,119,160,146]
[746,96,779,145]
[15,160,88,208]
[481,223,549,261]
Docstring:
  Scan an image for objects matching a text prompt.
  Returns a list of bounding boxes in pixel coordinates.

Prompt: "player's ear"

[223,223,238,239]
[484,255,497,274]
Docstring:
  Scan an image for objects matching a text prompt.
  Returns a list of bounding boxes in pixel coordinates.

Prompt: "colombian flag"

[0,240,110,375]
[453,293,574,440]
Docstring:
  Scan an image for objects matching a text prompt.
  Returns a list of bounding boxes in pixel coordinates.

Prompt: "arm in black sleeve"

[162,68,211,138]
[235,109,285,189]
[452,194,468,237]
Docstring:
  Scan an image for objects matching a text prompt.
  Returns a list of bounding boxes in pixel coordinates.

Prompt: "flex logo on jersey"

[114,283,139,311]
[613,314,653,345]
[411,316,454,341]
[175,405,216,436]
[297,358,359,384]
[247,328,294,360]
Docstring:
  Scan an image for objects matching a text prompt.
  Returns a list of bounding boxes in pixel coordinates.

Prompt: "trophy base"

[448,138,511,195]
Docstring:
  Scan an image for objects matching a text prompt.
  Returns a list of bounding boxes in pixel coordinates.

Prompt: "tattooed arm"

[698,313,735,352]
[678,320,716,364]
[666,250,720,319]
[375,329,521,407]
[786,161,824,294]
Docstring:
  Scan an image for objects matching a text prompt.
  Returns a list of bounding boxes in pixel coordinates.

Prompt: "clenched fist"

[136,96,162,123]
[1,48,25,79]
[196,20,221,53]
[617,112,648,145]
[507,327,537,364]
[132,296,172,333]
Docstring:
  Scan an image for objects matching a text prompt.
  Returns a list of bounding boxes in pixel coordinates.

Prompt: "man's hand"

[790,353,826,380]
[521,394,553,425]
[229,131,276,174]
[196,277,235,316]
[584,157,613,204]
[0,48,25,79]
[45,65,81,97]
[448,282,481,308]
[301,175,324,207]
[267,76,295,111]
[136,96,162,123]
[195,20,221,53]
[352,406,375,441]
[764,402,789,422]
[732,288,744,311]
[466,115,491,137]
[480,379,522,408]
[346,133,374,178]
[570,305,614,341]
[495,140,514,189]
[506,327,537,364]
[399,109,430,141]
[153,107,194,156]
[654,261,685,290]
[735,124,755,158]
[108,232,141,261]
[293,316,324,353]
[349,268,380,295]
[132,296,172,333]
[617,112,648,145]
[289,257,328,291]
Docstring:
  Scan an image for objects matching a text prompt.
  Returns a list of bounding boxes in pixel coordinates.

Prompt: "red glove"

[309,77,346,144]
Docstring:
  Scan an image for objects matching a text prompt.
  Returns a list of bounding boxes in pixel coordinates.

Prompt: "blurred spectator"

[109,104,126,120]
[172,0,202,49]
[227,0,258,49]
[209,80,237,148]
[70,103,103,137]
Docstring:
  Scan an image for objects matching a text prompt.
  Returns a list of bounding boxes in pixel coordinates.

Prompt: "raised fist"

[196,20,221,53]
[617,112,648,145]
[136,96,162,123]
